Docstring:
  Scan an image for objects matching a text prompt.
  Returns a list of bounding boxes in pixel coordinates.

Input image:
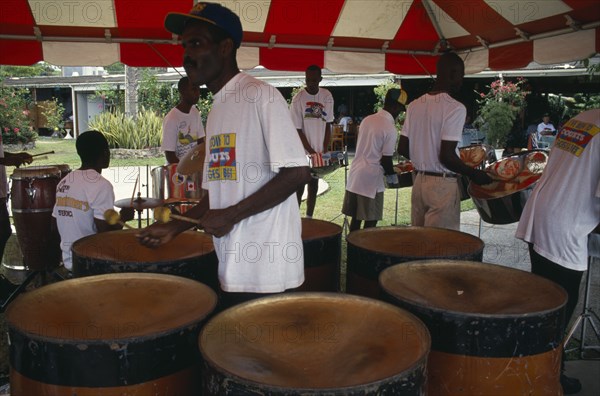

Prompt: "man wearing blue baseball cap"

[138,3,312,309]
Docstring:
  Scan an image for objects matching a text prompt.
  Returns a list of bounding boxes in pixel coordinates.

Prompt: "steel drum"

[10,165,62,270]
[469,150,547,224]
[457,144,492,201]
[298,218,342,292]
[380,260,566,395]
[199,293,430,395]
[346,226,484,298]
[6,273,217,395]
[71,229,219,292]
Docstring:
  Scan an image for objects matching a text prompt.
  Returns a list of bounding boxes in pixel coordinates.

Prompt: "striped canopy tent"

[1,0,599,75]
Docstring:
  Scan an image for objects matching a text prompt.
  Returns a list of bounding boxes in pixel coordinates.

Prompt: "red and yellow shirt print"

[555,118,600,157]
[207,133,237,181]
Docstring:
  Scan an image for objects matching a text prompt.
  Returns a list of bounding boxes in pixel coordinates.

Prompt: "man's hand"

[470,169,494,185]
[119,207,135,222]
[200,207,237,237]
[136,222,179,248]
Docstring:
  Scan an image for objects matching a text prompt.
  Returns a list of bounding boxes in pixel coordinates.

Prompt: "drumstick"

[104,209,133,229]
[153,207,200,226]
[30,156,48,162]
[130,174,139,206]
[31,151,55,157]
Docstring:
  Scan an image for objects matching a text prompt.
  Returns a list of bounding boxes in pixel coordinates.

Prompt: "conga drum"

[298,218,342,292]
[6,273,217,395]
[199,293,430,395]
[72,229,219,292]
[53,163,71,179]
[380,260,567,395]
[346,226,484,298]
[10,165,62,270]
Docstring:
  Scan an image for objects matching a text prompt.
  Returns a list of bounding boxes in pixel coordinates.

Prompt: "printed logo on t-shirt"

[304,101,327,121]
[208,133,236,181]
[554,119,599,157]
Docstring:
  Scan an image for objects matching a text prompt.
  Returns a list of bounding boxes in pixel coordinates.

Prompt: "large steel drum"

[346,226,484,298]
[380,260,566,396]
[298,218,342,292]
[10,165,62,270]
[199,293,431,395]
[72,229,219,292]
[6,273,217,395]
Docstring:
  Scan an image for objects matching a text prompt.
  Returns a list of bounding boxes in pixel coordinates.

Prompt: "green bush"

[89,107,162,149]
[0,87,37,144]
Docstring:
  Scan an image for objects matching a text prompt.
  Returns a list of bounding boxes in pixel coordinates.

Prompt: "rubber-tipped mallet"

[153,207,200,226]
[104,209,133,229]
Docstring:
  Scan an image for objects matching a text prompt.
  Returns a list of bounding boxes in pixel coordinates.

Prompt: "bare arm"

[323,122,332,152]
[397,135,410,159]
[200,166,312,237]
[296,129,315,154]
[439,140,492,185]
[380,155,395,175]
[0,152,33,167]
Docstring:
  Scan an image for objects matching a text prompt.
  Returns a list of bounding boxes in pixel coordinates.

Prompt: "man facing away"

[161,76,205,164]
[342,88,406,232]
[290,65,335,218]
[52,131,133,273]
[398,52,492,231]
[137,2,312,309]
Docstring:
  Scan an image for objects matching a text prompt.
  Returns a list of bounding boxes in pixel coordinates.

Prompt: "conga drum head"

[347,226,484,259]
[380,260,567,315]
[72,229,214,263]
[200,293,430,392]
[10,165,60,180]
[6,273,217,341]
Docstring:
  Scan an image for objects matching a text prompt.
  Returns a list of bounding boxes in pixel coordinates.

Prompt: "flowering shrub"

[475,77,528,148]
[0,87,37,145]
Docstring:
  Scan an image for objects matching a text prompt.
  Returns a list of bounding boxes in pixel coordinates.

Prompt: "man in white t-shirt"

[516,108,599,394]
[52,131,133,272]
[290,65,335,218]
[138,3,311,309]
[161,76,205,163]
[536,113,557,149]
[0,140,32,263]
[342,88,406,231]
[398,52,492,230]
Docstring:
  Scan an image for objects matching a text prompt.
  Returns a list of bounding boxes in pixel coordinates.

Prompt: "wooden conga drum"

[298,218,342,292]
[72,229,219,292]
[346,226,484,298]
[10,165,62,270]
[6,273,217,395]
[199,293,430,395]
[380,260,567,395]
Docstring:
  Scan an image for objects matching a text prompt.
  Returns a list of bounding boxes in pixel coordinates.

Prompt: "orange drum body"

[346,227,484,298]
[71,229,219,292]
[200,293,430,395]
[298,218,342,292]
[10,166,62,270]
[381,260,566,396]
[6,273,217,396]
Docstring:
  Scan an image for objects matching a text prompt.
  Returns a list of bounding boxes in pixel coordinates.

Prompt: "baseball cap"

[164,2,243,48]
[386,88,408,106]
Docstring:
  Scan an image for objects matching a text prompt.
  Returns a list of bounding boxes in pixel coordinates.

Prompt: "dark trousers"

[528,244,584,331]
[0,198,12,263]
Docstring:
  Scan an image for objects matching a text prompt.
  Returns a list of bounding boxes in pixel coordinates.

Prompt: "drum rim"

[347,225,484,249]
[10,165,61,179]
[379,260,568,318]
[199,291,431,390]
[5,273,218,343]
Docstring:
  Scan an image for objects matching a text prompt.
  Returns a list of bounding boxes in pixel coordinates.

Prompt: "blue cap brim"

[164,12,217,36]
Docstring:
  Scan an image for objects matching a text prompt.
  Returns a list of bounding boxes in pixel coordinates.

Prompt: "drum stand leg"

[1,270,39,312]
[564,255,600,359]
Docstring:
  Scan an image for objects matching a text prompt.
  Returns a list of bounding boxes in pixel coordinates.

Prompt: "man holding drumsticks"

[137,3,311,309]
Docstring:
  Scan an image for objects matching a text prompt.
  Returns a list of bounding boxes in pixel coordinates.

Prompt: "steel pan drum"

[10,165,62,270]
[346,226,484,298]
[72,229,219,292]
[380,260,566,395]
[298,218,342,292]
[199,293,430,395]
[6,273,217,395]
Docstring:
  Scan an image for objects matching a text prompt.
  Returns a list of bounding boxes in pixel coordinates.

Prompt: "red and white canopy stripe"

[1,0,599,74]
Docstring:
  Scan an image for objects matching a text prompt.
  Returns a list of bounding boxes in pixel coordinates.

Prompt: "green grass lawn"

[15,137,474,229]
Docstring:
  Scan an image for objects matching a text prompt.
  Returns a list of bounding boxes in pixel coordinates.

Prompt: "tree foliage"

[0,87,37,144]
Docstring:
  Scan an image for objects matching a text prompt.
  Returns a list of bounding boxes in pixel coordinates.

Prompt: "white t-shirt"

[339,116,353,133]
[202,72,309,293]
[52,169,115,270]
[401,93,465,173]
[346,109,398,198]
[161,106,205,161]
[537,121,556,135]
[290,88,335,152]
[516,109,600,271]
